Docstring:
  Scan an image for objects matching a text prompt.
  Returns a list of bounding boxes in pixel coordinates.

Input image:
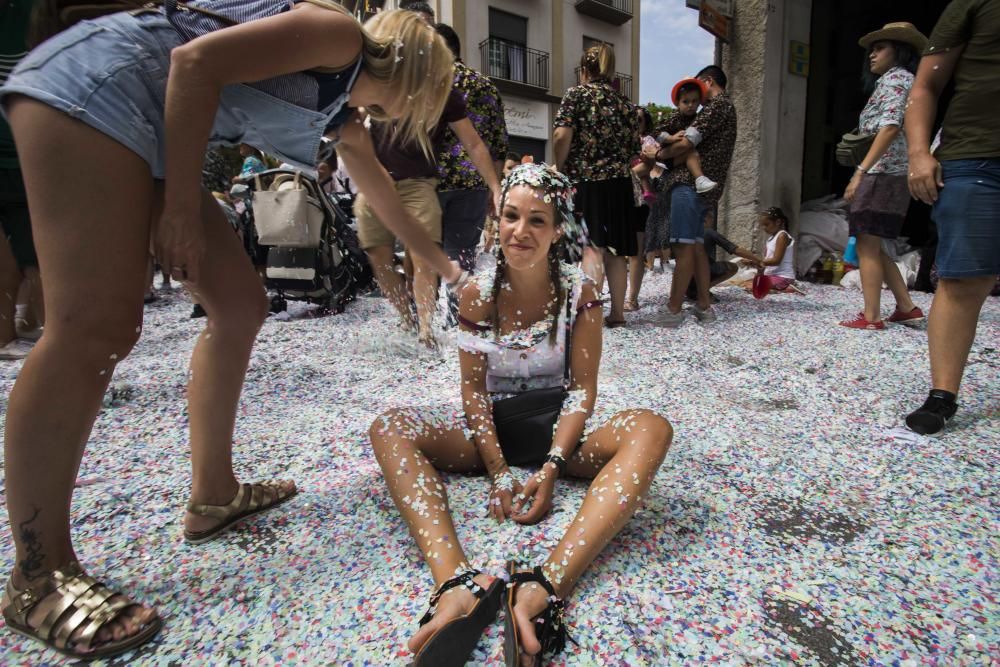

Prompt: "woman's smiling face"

[499,185,562,271]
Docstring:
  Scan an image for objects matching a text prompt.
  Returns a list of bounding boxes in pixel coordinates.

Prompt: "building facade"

[375,0,642,163]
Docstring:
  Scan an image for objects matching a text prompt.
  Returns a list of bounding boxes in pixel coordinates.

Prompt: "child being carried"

[634,77,718,204]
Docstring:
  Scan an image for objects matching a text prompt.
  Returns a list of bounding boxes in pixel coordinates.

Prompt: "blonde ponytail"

[580,43,615,81]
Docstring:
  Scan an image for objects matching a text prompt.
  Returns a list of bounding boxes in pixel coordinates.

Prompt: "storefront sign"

[699,2,732,43]
[686,0,734,18]
[789,41,810,77]
[504,98,550,140]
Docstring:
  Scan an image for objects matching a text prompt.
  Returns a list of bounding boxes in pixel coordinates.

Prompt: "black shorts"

[575,177,645,256]
[0,168,38,269]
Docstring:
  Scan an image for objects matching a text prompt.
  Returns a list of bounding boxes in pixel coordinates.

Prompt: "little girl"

[743,207,796,292]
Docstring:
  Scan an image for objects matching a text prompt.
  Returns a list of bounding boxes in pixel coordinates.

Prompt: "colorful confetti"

[0,271,996,665]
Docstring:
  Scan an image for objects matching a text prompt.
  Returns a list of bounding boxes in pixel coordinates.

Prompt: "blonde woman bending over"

[0,1,464,659]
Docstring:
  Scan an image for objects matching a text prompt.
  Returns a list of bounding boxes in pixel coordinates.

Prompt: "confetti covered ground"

[0,270,997,666]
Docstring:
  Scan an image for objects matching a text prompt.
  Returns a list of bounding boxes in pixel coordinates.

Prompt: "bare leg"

[685,151,705,180]
[181,189,292,534]
[879,250,916,313]
[604,252,628,322]
[625,233,645,310]
[366,244,417,330]
[369,406,494,654]
[411,253,439,343]
[856,234,884,322]
[667,243,696,313]
[3,98,156,643]
[693,243,712,311]
[582,246,604,291]
[511,409,672,658]
[927,276,996,394]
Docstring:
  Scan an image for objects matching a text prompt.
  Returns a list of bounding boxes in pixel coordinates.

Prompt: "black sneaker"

[190,303,207,319]
[905,390,958,435]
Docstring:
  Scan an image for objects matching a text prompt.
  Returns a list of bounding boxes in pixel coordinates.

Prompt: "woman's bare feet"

[511,580,552,664]
[407,573,494,654]
[3,567,158,654]
[183,479,297,536]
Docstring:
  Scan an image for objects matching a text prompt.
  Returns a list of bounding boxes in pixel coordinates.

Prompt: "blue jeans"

[933,158,1000,278]
[668,185,706,245]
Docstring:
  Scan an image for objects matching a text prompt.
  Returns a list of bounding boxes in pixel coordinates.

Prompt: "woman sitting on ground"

[369,163,673,665]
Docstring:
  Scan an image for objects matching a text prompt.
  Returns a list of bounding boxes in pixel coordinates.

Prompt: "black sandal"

[412,569,504,667]
[504,561,574,667]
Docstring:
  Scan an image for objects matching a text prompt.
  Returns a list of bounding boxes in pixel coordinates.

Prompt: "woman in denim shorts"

[0,1,463,659]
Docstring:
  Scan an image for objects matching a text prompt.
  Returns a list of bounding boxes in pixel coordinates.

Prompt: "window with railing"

[479,37,550,90]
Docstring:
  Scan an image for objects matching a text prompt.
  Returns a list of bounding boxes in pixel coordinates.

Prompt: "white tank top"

[764,230,796,280]
[457,264,586,394]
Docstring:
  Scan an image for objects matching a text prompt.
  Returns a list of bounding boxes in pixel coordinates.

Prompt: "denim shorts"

[933,158,1000,278]
[668,184,706,245]
[0,13,183,178]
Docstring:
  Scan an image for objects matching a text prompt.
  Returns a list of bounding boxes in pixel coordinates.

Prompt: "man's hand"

[908,151,944,205]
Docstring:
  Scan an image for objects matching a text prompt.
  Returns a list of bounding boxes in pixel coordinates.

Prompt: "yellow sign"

[790,41,810,77]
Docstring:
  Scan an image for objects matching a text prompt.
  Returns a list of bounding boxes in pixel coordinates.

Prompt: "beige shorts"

[355,177,442,250]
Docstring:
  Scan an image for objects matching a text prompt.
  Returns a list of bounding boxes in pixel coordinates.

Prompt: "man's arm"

[905,47,964,204]
[553,126,573,173]
[450,117,502,215]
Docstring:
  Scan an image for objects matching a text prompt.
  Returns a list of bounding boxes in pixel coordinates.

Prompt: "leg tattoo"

[17,505,45,580]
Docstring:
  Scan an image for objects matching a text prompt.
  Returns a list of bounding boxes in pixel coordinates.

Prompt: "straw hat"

[858,22,928,52]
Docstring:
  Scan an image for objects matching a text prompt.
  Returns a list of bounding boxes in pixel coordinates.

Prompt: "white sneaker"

[652,310,687,328]
[692,305,718,323]
[16,323,43,341]
[695,176,718,194]
[0,339,35,360]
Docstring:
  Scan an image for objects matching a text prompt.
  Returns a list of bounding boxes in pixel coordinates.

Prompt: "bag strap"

[561,274,574,389]
[161,0,238,26]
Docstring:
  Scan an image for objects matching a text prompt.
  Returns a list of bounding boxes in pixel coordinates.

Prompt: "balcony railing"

[479,38,550,91]
[573,68,634,101]
[574,0,633,25]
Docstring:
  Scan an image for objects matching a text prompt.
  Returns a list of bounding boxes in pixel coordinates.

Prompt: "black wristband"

[544,453,567,476]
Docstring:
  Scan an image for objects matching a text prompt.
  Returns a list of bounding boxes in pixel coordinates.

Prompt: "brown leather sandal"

[184,480,297,544]
[2,561,162,660]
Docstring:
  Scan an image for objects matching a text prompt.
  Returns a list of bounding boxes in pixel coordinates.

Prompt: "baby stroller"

[238,168,370,314]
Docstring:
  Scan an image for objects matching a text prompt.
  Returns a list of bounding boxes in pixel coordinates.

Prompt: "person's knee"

[369,408,415,458]
[208,286,269,337]
[938,276,996,300]
[632,410,673,463]
[48,307,144,361]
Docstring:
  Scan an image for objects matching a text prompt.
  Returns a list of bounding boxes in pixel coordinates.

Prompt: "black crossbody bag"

[491,295,573,466]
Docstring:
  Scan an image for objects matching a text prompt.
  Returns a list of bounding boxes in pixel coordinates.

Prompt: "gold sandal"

[2,561,162,660]
[184,480,297,545]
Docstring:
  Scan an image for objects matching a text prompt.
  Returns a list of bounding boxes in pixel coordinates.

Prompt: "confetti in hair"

[500,163,590,263]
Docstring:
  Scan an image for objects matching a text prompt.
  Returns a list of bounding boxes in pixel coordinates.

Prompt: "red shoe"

[887,306,924,324]
[839,312,885,330]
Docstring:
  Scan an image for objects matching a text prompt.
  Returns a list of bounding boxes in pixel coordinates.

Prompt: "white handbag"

[252,172,324,248]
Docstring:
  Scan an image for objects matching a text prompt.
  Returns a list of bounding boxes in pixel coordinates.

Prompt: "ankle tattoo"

[17,506,45,580]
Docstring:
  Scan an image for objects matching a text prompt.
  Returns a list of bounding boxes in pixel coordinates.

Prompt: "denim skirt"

[0,11,184,178]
